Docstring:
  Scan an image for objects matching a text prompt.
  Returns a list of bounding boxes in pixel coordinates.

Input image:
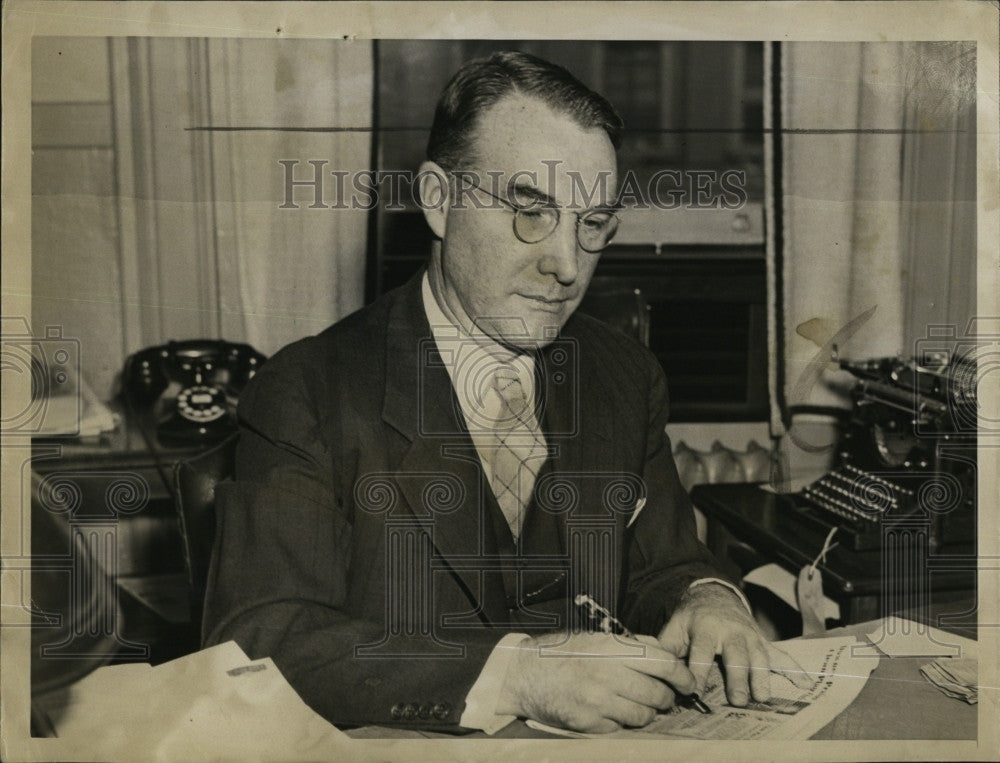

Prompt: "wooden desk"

[31,410,207,577]
[689,483,976,625]
[30,414,211,698]
[808,621,976,740]
[33,615,975,744]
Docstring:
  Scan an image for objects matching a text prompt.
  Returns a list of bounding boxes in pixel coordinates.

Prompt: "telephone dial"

[122,340,266,445]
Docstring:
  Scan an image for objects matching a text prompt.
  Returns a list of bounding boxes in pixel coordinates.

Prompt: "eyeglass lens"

[513,208,618,252]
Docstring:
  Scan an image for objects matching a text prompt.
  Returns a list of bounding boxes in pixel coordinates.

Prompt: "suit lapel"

[535,326,633,609]
[536,331,617,517]
[380,273,507,623]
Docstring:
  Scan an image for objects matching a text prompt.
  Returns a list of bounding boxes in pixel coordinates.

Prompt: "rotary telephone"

[122,340,266,445]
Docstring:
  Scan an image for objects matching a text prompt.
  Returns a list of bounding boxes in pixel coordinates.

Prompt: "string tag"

[808,527,839,580]
[797,527,839,636]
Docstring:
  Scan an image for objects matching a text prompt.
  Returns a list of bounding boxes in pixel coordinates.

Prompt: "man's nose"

[537,215,580,285]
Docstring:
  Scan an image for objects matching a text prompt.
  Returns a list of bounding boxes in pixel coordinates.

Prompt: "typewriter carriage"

[788,353,977,551]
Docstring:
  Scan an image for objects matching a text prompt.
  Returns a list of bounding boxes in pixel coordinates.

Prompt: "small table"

[689,483,977,627]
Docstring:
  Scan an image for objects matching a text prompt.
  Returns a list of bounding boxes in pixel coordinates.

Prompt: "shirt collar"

[421,271,536,419]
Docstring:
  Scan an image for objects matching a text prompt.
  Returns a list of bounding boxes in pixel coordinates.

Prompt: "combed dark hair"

[426,51,624,170]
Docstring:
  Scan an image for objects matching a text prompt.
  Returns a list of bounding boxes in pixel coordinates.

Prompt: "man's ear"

[417,161,450,239]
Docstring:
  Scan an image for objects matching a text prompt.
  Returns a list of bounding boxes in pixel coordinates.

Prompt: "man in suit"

[203,51,804,735]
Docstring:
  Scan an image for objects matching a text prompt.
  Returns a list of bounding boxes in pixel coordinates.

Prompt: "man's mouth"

[521,294,570,312]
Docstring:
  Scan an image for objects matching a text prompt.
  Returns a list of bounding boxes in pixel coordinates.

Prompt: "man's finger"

[625,644,697,695]
[685,633,717,695]
[721,637,751,706]
[747,641,772,702]
[617,671,677,711]
[623,634,661,659]
[767,643,814,689]
[579,717,622,735]
[602,695,658,729]
[656,616,690,657]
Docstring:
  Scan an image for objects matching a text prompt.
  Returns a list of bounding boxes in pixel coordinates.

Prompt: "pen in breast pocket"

[574,592,634,637]
[627,496,646,528]
[573,593,713,715]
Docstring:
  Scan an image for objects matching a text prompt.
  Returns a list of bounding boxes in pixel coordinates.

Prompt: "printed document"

[529,635,877,740]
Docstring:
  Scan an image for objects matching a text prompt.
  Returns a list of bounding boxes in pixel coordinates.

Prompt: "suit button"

[432,702,452,720]
[403,702,418,720]
[390,702,404,720]
[418,703,432,719]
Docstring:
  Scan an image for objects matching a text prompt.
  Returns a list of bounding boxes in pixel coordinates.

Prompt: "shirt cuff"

[459,632,529,734]
[688,577,753,616]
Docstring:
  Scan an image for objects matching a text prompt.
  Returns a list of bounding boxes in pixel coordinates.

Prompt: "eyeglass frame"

[448,172,621,254]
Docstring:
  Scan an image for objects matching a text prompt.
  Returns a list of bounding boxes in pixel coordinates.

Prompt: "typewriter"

[783,352,977,551]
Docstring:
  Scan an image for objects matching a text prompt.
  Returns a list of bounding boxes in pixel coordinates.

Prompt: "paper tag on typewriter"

[796,566,827,636]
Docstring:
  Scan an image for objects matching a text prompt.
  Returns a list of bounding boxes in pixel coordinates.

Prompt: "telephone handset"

[122,340,266,445]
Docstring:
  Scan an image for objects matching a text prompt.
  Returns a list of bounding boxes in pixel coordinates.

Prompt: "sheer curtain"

[110,38,372,360]
[778,42,976,418]
[206,39,371,353]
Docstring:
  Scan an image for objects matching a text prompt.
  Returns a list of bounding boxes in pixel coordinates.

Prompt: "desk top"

[808,622,976,740]
[31,404,209,473]
[34,618,977,746]
[347,619,977,741]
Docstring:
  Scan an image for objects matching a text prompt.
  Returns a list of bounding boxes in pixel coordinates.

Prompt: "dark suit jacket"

[202,271,729,731]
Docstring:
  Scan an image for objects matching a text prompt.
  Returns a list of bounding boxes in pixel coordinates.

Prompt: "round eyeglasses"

[454,174,620,254]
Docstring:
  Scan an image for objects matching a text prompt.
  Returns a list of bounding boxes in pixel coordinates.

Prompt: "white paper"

[743,562,840,621]
[860,617,976,659]
[33,360,117,437]
[529,635,876,740]
[48,641,349,760]
[920,658,978,704]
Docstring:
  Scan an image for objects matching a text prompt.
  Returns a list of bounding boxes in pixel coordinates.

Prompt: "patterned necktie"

[490,364,548,539]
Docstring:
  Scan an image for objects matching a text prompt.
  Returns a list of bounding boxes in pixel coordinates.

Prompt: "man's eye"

[581,215,612,230]
[517,208,548,220]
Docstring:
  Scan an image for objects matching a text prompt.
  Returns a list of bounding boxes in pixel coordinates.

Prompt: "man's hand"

[657,583,812,706]
[496,631,697,733]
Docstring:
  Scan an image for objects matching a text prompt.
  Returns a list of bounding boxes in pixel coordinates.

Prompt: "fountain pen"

[573,593,712,714]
